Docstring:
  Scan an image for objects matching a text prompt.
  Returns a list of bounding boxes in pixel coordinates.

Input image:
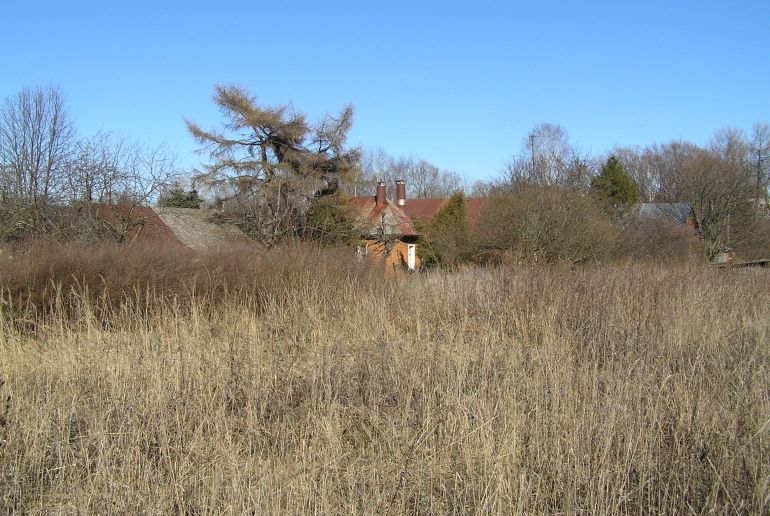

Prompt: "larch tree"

[186,85,359,247]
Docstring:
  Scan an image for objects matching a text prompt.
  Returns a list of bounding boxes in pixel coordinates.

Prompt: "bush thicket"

[474,183,616,264]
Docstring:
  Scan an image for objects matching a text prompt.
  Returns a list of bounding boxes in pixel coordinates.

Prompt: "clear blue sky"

[2,0,768,183]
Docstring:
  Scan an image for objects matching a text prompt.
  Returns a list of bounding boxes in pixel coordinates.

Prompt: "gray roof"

[156,207,250,251]
[638,203,693,225]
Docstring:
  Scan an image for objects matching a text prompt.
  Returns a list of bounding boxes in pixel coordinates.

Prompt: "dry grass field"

[0,245,768,514]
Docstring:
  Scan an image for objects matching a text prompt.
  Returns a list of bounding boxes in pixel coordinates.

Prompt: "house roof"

[90,204,183,246]
[638,203,693,225]
[402,198,448,221]
[350,196,418,237]
[91,204,255,250]
[155,207,251,251]
[402,197,486,227]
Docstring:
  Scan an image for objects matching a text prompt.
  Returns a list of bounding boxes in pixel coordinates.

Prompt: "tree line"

[471,122,770,262]
[420,123,770,265]
[2,85,769,263]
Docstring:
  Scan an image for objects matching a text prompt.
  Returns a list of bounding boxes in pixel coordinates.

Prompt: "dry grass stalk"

[0,245,768,513]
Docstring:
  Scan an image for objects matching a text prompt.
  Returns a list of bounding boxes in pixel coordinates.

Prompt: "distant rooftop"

[349,196,418,237]
[402,198,486,227]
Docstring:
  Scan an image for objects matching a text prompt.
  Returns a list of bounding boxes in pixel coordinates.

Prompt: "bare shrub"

[0,242,374,324]
[613,216,703,262]
[728,214,770,261]
[474,183,616,264]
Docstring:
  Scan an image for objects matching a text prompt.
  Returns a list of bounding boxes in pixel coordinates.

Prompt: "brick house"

[350,180,420,271]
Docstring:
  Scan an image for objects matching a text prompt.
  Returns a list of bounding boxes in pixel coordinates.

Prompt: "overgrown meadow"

[0,244,768,514]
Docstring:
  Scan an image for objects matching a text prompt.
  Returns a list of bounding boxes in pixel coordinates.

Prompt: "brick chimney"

[395,179,406,206]
[375,180,387,208]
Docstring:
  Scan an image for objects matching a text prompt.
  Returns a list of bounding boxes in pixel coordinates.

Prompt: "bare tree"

[611,146,660,202]
[68,130,130,204]
[0,87,76,235]
[683,147,757,258]
[350,146,389,196]
[646,141,702,202]
[65,132,179,243]
[504,123,594,190]
[614,131,766,258]
[408,159,462,198]
[371,212,403,264]
[709,127,749,169]
[353,148,463,198]
[474,182,616,264]
[0,86,184,244]
[187,85,359,247]
[749,122,770,207]
[527,123,572,183]
[470,179,492,197]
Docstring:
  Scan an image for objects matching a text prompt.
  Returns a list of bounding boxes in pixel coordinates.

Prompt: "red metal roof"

[403,197,486,228]
[402,199,449,222]
[465,198,486,226]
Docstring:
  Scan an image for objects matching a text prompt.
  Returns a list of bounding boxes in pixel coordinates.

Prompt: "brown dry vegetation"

[0,245,768,514]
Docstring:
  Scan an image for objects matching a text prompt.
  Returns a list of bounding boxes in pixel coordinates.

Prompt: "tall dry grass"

[0,245,768,513]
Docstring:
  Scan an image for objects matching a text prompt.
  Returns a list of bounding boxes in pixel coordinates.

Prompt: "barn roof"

[90,204,254,250]
[90,204,183,246]
[155,207,251,251]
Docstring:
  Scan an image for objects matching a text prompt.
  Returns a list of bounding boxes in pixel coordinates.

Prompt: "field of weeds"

[0,244,768,513]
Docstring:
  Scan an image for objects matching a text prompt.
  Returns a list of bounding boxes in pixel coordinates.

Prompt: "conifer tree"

[592,156,639,219]
[418,192,472,266]
[159,185,203,208]
[186,85,359,247]
[303,192,359,246]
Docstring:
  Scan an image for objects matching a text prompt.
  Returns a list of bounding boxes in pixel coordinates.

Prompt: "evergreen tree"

[418,192,472,266]
[592,156,639,219]
[303,192,359,247]
[159,185,204,208]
